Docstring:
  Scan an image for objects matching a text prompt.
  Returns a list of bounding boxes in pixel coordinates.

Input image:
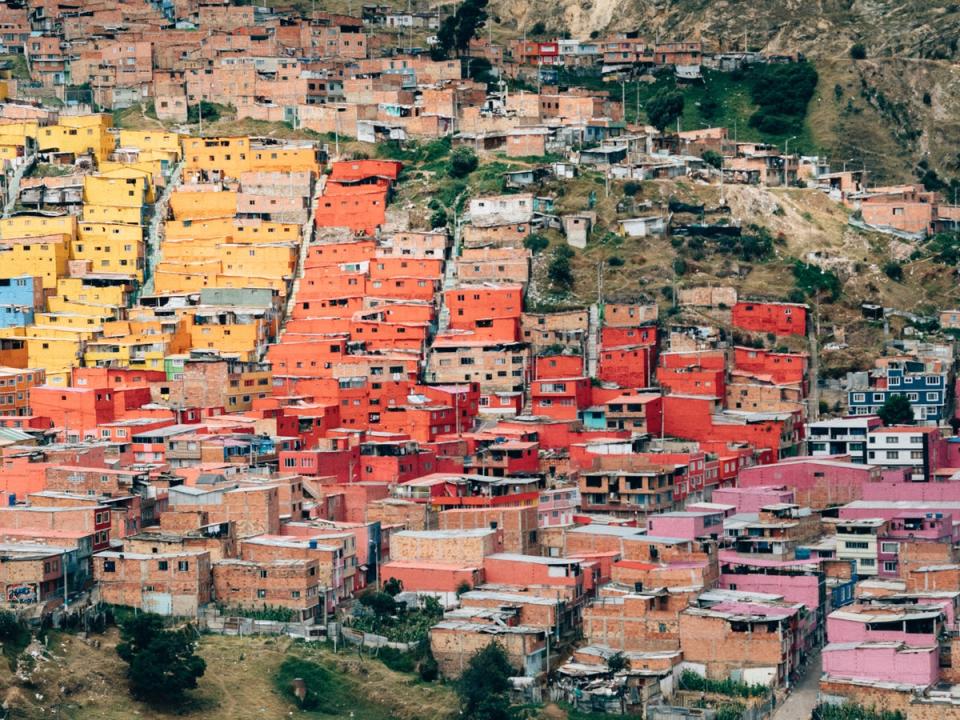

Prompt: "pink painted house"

[862,480,960,503]
[840,501,960,529]
[718,552,823,612]
[538,486,579,527]
[737,457,880,510]
[877,513,955,578]
[711,486,795,513]
[826,604,943,646]
[647,510,725,540]
[822,642,939,687]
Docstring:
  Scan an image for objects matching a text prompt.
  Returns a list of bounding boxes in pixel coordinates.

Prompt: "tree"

[850,43,867,60]
[117,614,205,705]
[127,630,207,704]
[458,643,516,720]
[883,261,903,281]
[429,207,448,229]
[383,577,403,596]
[187,100,223,124]
[698,93,720,120]
[359,591,397,618]
[747,61,818,135]
[607,652,628,673]
[523,233,549,254]
[702,150,723,169]
[645,89,685,131]
[448,146,478,178]
[529,21,547,36]
[117,613,166,664]
[878,394,915,426]
[548,256,573,289]
[434,0,489,58]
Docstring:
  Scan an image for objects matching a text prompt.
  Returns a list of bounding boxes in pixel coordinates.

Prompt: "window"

[860,558,875,567]
[257,589,266,598]
[844,541,869,550]
[881,542,899,554]
[883,561,898,573]
[177,561,189,571]
[158,560,169,571]
[103,560,115,572]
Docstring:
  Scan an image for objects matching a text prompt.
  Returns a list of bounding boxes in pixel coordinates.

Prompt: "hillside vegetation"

[488,0,960,183]
[0,630,457,720]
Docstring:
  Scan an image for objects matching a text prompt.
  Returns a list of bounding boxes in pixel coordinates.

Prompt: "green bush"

[850,43,867,60]
[928,232,960,264]
[215,604,298,622]
[608,256,625,267]
[646,89,685,131]
[186,101,226,124]
[429,208,448,229]
[883,261,903,281]
[275,657,343,712]
[549,254,574,290]
[524,233,549,253]
[815,703,904,720]
[792,261,841,302]
[377,646,416,673]
[449,147,479,178]
[702,150,723,169]
[679,670,768,698]
[419,654,439,681]
[747,61,818,134]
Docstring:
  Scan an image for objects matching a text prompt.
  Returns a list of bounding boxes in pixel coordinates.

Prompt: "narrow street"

[772,652,821,720]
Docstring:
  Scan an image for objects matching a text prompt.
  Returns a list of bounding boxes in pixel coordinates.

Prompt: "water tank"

[308,539,318,549]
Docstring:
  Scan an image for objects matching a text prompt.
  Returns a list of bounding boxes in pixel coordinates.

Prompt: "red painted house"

[732,301,807,337]
[530,377,592,420]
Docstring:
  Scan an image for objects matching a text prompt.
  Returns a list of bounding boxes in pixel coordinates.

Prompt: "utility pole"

[783,135,797,187]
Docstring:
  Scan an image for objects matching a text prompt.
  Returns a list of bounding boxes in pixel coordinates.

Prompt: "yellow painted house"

[74,221,144,279]
[0,236,70,289]
[82,173,151,208]
[0,214,77,240]
[52,277,129,311]
[0,121,40,149]
[181,137,320,179]
[38,117,115,162]
[117,130,182,159]
[164,218,301,244]
[168,187,237,220]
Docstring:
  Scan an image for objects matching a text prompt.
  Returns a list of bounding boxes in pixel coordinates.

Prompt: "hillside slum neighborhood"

[0,0,957,719]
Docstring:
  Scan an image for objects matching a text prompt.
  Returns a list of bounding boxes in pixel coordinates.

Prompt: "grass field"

[2,629,458,720]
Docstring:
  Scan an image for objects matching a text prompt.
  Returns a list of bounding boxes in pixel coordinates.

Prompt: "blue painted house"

[848,362,947,423]
[0,276,41,329]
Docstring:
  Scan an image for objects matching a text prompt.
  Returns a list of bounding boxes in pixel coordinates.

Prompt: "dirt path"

[772,652,822,720]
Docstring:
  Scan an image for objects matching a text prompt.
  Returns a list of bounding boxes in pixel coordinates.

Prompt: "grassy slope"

[2,629,457,720]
